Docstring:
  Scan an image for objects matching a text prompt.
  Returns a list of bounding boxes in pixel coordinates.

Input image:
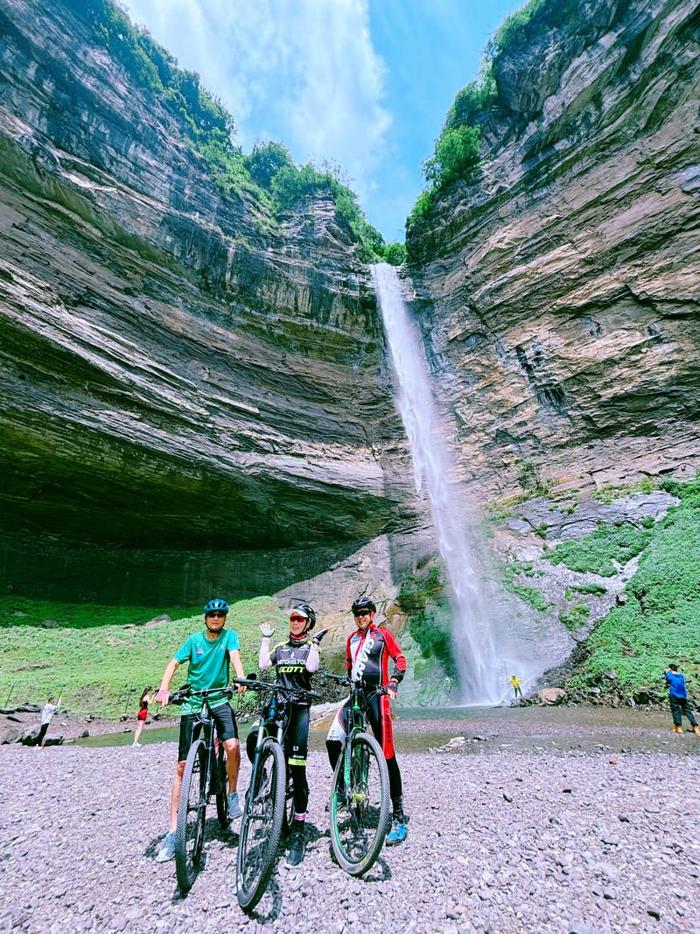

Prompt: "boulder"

[40,619,59,628]
[538,688,566,705]
[0,718,23,744]
[20,726,41,745]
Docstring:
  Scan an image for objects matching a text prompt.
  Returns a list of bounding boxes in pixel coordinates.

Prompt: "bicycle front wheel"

[329,731,391,876]
[215,742,229,828]
[236,737,285,911]
[175,739,207,891]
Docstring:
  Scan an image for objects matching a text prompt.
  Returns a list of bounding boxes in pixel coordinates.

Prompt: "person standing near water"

[664,664,700,735]
[509,675,523,700]
[132,687,153,747]
[36,695,61,747]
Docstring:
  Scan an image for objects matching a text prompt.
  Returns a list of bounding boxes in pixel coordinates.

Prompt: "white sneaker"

[155,831,176,862]
[228,791,243,820]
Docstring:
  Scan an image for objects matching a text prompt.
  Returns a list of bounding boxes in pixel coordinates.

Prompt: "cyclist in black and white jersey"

[247,602,327,867]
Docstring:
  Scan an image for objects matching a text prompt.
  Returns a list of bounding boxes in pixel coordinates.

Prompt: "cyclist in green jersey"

[154,598,246,863]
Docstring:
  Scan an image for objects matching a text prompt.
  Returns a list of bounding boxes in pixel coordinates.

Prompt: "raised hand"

[260,622,275,639]
[312,628,330,645]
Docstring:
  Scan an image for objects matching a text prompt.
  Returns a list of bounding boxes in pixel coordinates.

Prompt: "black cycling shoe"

[286,821,306,868]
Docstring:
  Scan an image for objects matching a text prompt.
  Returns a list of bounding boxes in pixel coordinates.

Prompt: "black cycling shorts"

[178,702,238,762]
[245,704,310,766]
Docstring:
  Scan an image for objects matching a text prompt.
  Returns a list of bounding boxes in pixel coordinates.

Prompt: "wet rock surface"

[1,712,698,932]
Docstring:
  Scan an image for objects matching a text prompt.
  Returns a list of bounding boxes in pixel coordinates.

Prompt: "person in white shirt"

[37,696,61,747]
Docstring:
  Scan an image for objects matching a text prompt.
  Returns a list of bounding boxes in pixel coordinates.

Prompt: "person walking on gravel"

[326,596,409,846]
[154,598,246,862]
[664,664,700,735]
[132,687,152,747]
[36,695,61,747]
[248,602,328,867]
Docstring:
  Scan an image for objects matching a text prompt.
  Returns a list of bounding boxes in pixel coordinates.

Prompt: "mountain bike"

[235,676,320,912]
[169,685,234,892]
[325,672,392,876]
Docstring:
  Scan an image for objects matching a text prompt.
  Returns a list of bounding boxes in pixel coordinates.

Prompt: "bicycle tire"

[215,742,229,828]
[329,731,391,876]
[236,737,285,912]
[175,739,207,891]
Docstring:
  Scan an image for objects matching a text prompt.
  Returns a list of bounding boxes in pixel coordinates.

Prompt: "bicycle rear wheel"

[329,731,391,876]
[175,739,207,891]
[236,737,285,911]
[215,742,229,828]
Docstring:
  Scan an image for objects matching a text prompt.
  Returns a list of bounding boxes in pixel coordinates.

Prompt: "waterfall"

[373,262,505,705]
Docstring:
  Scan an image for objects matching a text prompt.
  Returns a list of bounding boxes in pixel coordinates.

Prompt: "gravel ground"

[1,727,699,933]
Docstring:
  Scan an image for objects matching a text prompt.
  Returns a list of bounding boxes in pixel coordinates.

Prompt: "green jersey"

[174,629,240,714]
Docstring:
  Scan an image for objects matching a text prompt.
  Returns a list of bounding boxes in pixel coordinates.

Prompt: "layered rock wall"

[0,0,416,601]
[408,0,700,498]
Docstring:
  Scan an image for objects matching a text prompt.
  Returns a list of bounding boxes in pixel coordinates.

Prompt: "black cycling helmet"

[203,597,229,616]
[351,596,376,615]
[289,602,316,631]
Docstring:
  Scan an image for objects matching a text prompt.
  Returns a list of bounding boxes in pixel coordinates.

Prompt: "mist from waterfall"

[373,262,507,705]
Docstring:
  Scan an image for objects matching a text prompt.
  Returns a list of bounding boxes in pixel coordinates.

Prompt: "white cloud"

[123,0,391,202]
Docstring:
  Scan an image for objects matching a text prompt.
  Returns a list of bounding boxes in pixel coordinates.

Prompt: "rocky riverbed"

[1,711,698,933]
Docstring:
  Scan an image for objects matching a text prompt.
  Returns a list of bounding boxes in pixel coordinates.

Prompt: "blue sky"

[123,0,519,241]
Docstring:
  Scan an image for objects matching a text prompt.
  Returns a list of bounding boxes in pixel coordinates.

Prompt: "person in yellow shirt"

[509,674,523,700]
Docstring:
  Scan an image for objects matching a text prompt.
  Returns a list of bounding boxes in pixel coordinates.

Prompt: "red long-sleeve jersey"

[346,623,407,687]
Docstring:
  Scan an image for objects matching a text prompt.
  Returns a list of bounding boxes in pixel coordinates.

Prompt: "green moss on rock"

[547,522,652,577]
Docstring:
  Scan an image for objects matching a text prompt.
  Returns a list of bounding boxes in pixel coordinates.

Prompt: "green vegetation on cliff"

[396,563,455,679]
[0,596,285,717]
[501,559,550,612]
[559,602,590,632]
[570,478,700,696]
[407,0,580,236]
[546,522,652,577]
[66,0,391,262]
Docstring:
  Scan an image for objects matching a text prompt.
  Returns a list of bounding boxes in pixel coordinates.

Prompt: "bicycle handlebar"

[168,681,322,706]
[231,677,321,702]
[321,671,390,696]
[167,685,235,706]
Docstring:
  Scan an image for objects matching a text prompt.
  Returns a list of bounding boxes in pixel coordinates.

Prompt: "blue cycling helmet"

[203,597,229,616]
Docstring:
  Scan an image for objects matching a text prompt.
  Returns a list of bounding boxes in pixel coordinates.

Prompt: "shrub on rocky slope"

[569,478,700,698]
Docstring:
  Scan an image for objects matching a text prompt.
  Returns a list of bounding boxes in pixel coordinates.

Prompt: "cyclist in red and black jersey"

[326,596,409,845]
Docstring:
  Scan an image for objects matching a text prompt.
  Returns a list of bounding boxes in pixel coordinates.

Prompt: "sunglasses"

[206,611,226,618]
[353,610,371,617]
[289,614,308,623]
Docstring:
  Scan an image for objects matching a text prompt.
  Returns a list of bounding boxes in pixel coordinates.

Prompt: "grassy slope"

[0,596,286,717]
[569,479,700,696]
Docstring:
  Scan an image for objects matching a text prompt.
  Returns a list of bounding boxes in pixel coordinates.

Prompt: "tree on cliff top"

[64,0,390,263]
[406,0,581,240]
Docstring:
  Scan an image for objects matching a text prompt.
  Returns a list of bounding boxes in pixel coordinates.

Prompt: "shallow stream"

[73,705,699,756]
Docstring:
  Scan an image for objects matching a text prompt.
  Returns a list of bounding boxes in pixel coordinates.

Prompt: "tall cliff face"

[0,0,416,601]
[408,0,700,499]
